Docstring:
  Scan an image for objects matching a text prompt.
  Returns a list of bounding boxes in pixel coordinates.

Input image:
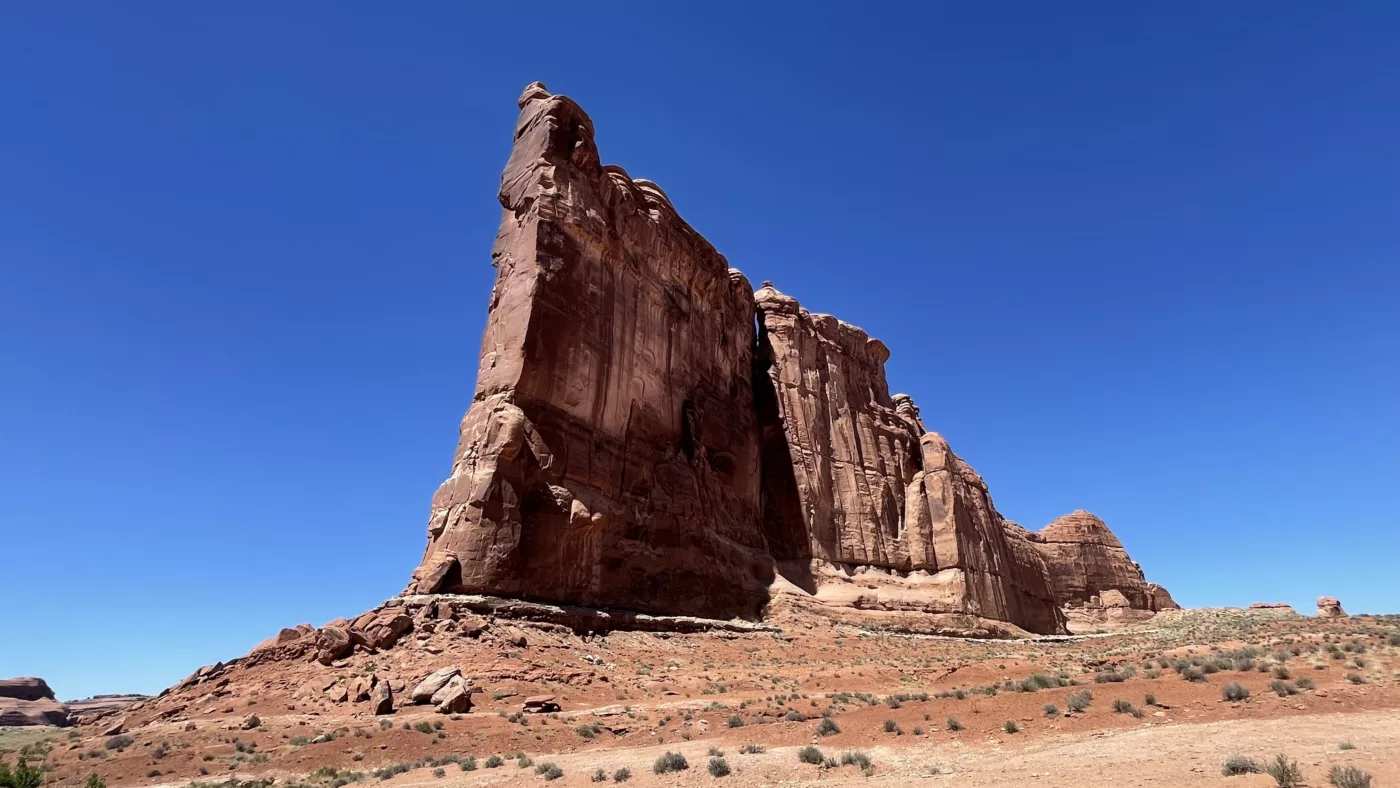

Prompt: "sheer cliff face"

[752,285,1064,633]
[406,84,1156,636]
[406,83,773,619]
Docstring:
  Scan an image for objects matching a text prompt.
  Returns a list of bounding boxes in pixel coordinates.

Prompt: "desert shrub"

[431,768,444,778]
[1272,665,1291,680]
[797,746,823,765]
[535,763,563,781]
[946,716,964,731]
[882,719,900,733]
[413,722,434,734]
[1296,677,1315,690]
[1181,666,1207,683]
[1043,703,1060,717]
[1345,673,1365,684]
[516,754,533,768]
[1222,682,1250,701]
[105,735,134,751]
[1263,755,1303,788]
[739,744,765,754]
[1094,670,1127,684]
[1144,693,1157,706]
[1002,719,1019,733]
[591,768,607,783]
[459,756,476,772]
[1068,690,1094,712]
[1326,765,1371,788]
[1221,756,1261,776]
[1339,741,1355,750]
[707,757,731,777]
[613,767,631,782]
[784,709,806,722]
[484,755,503,769]
[85,775,106,788]
[146,770,163,778]
[0,760,45,788]
[1112,698,1133,713]
[815,717,840,736]
[654,752,688,774]
[726,714,744,728]
[1270,680,1298,697]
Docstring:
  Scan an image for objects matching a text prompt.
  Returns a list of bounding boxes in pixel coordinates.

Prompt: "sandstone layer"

[0,677,70,727]
[405,83,1168,637]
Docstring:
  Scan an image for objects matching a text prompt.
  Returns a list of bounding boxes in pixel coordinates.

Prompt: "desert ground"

[4,606,1397,788]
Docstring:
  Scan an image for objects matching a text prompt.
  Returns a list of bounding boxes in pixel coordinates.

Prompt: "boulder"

[314,626,352,665]
[1147,583,1180,611]
[350,611,413,651]
[1316,596,1346,618]
[432,676,472,714]
[101,719,127,736]
[241,714,260,730]
[348,675,375,703]
[522,695,560,713]
[411,667,460,704]
[371,681,394,715]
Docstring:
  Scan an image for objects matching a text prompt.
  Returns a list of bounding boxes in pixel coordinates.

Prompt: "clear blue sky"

[2,2,1397,700]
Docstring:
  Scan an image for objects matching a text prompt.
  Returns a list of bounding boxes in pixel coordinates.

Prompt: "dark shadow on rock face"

[752,317,816,594]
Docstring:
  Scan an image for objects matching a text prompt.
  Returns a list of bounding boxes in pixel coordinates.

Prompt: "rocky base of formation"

[399,82,1177,639]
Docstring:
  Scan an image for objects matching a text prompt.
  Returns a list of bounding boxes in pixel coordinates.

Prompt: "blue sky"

[2,1,1396,700]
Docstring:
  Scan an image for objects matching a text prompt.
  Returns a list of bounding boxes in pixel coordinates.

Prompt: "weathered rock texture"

[1316,596,1346,618]
[405,81,772,619]
[753,284,1064,633]
[0,677,71,727]
[404,83,1167,637]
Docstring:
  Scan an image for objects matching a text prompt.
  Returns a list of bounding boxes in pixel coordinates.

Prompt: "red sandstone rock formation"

[1316,596,1346,618]
[402,83,1164,637]
[752,282,1062,633]
[0,677,70,727]
[1032,511,1155,609]
[405,82,772,619]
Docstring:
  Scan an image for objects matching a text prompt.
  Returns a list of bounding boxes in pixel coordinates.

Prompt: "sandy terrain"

[4,607,1395,787]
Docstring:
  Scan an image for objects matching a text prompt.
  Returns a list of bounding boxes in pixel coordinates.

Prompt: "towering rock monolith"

[405,83,1167,637]
[405,83,773,619]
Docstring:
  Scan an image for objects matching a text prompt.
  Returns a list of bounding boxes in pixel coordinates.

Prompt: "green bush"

[1221,756,1260,776]
[654,752,688,774]
[1002,720,1019,734]
[946,716,964,731]
[727,714,744,728]
[1222,682,1250,701]
[535,763,563,781]
[0,760,45,788]
[1181,666,1207,683]
[1068,690,1094,712]
[797,746,823,765]
[613,767,631,782]
[1043,703,1060,717]
[882,719,900,733]
[815,717,840,736]
[104,735,134,751]
[1327,765,1372,788]
[707,757,731,777]
[485,755,504,769]
[1263,754,1303,788]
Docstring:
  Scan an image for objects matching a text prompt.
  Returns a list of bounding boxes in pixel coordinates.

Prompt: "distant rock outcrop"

[1316,596,1346,618]
[399,82,1168,637]
[0,677,70,727]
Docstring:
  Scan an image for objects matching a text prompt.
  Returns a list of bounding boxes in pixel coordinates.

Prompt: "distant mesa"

[0,677,149,728]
